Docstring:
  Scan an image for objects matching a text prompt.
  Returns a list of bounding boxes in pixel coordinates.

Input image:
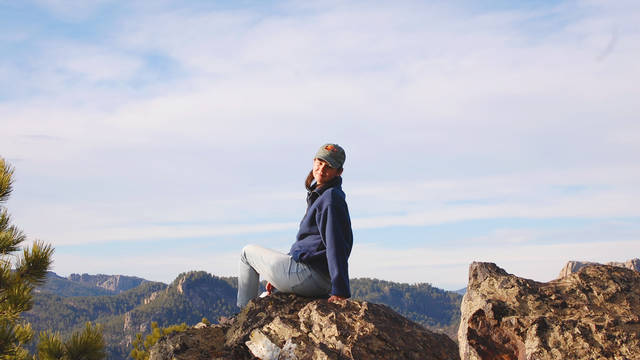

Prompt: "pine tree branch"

[37,330,65,360]
[64,322,106,360]
[16,241,53,286]
[0,158,14,204]
[0,213,25,255]
[0,280,32,318]
[0,319,18,358]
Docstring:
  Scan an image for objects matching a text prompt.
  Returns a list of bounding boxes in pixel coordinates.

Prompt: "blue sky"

[2,0,639,290]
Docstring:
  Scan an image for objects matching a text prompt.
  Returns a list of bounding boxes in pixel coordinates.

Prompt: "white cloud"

[5,0,640,158]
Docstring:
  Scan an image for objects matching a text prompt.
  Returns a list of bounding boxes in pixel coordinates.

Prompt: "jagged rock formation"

[458,262,640,360]
[149,293,460,360]
[68,273,147,293]
[558,258,640,278]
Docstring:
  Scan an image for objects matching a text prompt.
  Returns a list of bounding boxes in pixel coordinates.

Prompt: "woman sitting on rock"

[237,143,353,307]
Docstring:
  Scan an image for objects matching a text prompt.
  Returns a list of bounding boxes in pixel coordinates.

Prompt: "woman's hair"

[305,170,314,190]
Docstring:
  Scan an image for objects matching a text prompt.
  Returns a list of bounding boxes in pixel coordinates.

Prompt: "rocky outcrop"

[149,293,460,360]
[459,262,640,360]
[558,258,640,278]
[68,273,147,293]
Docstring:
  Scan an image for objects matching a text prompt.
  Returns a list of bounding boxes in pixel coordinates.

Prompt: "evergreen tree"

[37,322,106,360]
[0,157,54,359]
[130,322,187,360]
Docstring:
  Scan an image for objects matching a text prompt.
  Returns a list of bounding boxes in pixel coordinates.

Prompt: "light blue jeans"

[237,244,331,308]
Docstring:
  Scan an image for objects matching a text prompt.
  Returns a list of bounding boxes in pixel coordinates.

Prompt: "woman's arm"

[319,197,353,298]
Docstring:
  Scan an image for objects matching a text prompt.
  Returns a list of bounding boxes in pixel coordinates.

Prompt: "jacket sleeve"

[318,198,352,298]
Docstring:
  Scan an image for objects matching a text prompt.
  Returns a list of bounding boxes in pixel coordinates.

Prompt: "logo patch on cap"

[325,145,337,152]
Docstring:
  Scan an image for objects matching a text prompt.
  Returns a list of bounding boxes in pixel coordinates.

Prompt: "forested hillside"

[27,272,462,359]
[350,278,461,337]
[27,272,237,358]
[25,281,167,331]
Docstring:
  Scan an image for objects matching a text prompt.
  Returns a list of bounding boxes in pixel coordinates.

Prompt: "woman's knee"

[242,244,257,253]
[240,244,265,263]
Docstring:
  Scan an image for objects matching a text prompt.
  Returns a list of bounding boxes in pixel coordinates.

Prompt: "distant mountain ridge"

[36,271,149,297]
[27,271,461,359]
[68,273,148,293]
[454,287,467,295]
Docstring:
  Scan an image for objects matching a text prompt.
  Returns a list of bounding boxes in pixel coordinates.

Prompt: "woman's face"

[313,158,343,185]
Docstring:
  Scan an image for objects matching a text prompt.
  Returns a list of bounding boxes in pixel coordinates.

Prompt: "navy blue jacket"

[289,176,353,298]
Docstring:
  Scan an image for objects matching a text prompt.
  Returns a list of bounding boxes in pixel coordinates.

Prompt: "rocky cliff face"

[558,258,640,278]
[68,273,147,293]
[458,262,640,360]
[149,293,460,360]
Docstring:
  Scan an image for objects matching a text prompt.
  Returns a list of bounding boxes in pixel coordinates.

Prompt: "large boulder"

[558,258,640,278]
[458,262,640,360]
[149,293,460,360]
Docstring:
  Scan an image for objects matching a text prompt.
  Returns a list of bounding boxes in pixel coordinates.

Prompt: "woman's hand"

[328,295,346,302]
